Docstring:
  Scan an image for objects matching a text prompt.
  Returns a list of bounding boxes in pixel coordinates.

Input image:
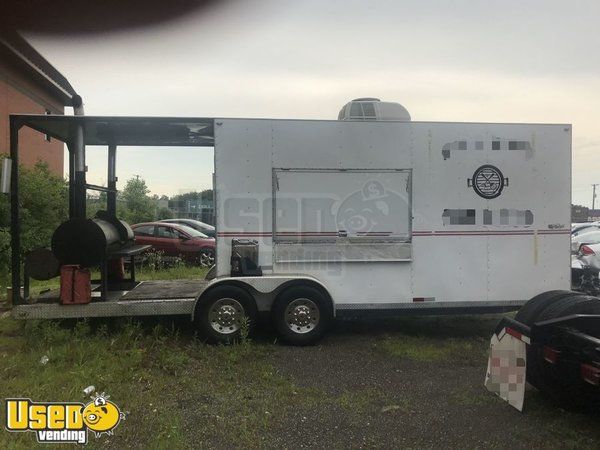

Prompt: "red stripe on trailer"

[218,229,571,237]
[420,232,533,236]
[412,229,570,237]
[217,233,271,237]
[217,232,272,236]
[217,229,572,238]
[278,232,337,235]
[356,231,393,235]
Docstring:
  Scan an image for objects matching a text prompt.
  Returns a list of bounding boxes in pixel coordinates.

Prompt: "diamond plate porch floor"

[120,279,209,301]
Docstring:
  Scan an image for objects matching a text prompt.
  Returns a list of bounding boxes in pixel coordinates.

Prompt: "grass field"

[1,265,209,302]
[1,269,599,448]
[0,317,272,448]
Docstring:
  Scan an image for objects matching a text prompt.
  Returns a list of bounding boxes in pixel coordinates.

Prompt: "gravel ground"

[262,318,600,449]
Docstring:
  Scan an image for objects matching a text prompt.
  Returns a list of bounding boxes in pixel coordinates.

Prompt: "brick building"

[0,31,80,175]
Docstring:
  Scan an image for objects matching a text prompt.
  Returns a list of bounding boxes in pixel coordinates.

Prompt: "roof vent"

[338,98,411,122]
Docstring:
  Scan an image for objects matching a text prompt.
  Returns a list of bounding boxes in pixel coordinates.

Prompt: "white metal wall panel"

[410,235,489,302]
[214,120,274,276]
[481,125,571,301]
[409,123,571,303]
[273,262,414,304]
[271,120,413,169]
[214,118,571,307]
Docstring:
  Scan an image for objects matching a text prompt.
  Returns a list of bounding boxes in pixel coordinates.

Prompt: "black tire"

[521,292,585,389]
[273,286,332,346]
[515,290,578,325]
[537,294,600,322]
[516,291,583,390]
[196,285,257,344]
[529,294,600,411]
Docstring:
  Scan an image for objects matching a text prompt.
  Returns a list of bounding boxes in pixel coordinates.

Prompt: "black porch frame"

[8,114,214,305]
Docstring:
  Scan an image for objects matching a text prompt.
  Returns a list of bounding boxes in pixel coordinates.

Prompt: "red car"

[131,222,215,266]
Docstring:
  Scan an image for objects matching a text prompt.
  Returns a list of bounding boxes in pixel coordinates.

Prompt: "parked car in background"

[571,229,600,253]
[571,221,600,237]
[572,241,600,294]
[132,222,215,266]
[160,218,215,238]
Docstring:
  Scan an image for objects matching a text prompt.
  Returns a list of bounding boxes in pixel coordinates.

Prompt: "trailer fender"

[192,275,333,321]
[485,322,529,411]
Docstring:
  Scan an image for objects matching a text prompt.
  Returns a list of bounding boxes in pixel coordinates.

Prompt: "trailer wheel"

[530,294,600,411]
[196,286,257,344]
[273,286,332,346]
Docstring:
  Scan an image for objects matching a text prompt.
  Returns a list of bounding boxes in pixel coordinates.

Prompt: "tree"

[118,175,155,224]
[0,159,68,284]
[156,207,174,220]
[170,189,213,204]
[86,191,107,218]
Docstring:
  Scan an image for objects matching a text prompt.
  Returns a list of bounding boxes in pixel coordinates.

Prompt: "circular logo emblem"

[469,165,507,199]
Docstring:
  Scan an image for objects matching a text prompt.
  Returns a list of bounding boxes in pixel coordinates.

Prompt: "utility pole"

[593,184,599,220]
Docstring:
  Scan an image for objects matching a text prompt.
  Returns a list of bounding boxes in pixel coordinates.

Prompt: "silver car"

[572,222,600,237]
[571,229,600,253]
[572,240,600,294]
[160,219,215,238]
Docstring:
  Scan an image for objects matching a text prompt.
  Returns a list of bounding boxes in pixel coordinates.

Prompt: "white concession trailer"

[8,99,572,346]
[214,107,572,327]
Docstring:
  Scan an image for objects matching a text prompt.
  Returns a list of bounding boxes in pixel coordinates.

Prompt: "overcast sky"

[27,0,600,206]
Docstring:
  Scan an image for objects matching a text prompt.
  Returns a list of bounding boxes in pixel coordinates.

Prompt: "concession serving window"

[272,168,412,262]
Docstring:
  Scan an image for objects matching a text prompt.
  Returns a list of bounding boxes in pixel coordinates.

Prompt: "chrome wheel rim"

[208,298,244,334]
[285,298,320,334]
[200,252,215,267]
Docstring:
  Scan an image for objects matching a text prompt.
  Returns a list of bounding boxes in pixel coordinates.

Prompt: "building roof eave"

[0,31,81,108]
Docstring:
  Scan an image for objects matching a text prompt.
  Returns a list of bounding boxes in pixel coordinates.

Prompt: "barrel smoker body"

[51,214,134,267]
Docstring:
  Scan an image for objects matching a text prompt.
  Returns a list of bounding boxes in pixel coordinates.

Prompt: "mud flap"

[485,327,528,411]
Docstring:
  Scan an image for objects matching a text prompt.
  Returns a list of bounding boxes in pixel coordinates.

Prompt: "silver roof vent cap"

[338,98,411,122]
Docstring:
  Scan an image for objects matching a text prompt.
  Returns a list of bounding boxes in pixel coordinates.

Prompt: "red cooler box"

[60,265,91,305]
